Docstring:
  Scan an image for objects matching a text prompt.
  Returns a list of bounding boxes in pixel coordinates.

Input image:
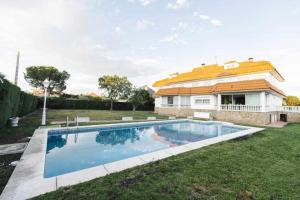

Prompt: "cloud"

[193,12,223,26]
[128,0,155,6]
[167,0,189,10]
[136,19,155,31]
[199,15,210,20]
[115,26,121,33]
[160,34,187,45]
[210,19,222,26]
[0,1,166,94]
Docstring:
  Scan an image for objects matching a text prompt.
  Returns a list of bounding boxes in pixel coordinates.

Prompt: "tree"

[0,72,4,83]
[285,96,300,106]
[128,88,151,111]
[98,75,132,110]
[24,66,70,94]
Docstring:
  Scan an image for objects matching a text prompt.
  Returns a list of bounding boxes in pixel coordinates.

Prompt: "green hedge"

[37,98,154,111]
[18,91,38,116]
[0,80,38,127]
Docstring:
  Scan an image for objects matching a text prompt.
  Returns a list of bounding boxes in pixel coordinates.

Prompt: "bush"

[37,98,154,111]
[0,80,38,127]
[18,92,38,116]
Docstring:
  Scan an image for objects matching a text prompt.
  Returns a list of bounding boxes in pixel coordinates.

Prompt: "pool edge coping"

[0,119,264,200]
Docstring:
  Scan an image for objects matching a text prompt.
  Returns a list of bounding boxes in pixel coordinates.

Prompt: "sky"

[0,0,300,96]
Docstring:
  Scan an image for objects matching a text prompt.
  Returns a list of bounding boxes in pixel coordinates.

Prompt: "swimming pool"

[2,120,263,199]
[44,120,246,178]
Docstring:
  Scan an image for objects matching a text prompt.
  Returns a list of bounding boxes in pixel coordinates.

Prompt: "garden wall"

[37,98,154,111]
[0,80,38,127]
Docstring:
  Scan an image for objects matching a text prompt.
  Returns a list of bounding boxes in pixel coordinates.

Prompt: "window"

[233,95,245,105]
[167,96,173,105]
[221,95,232,104]
[181,96,191,106]
[195,98,210,105]
[221,95,245,105]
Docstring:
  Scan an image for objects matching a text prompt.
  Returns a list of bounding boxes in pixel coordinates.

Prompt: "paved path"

[265,121,288,128]
[0,143,27,155]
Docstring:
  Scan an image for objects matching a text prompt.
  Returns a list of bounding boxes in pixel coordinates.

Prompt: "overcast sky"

[0,0,300,96]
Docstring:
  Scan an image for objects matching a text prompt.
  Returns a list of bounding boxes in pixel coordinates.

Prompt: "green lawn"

[33,123,300,200]
[0,109,167,145]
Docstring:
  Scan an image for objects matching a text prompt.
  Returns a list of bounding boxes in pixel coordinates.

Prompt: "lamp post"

[42,79,50,125]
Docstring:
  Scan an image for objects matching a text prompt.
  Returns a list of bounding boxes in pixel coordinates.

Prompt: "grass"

[33,123,300,200]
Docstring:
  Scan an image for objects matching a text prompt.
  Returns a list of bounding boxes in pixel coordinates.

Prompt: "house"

[142,85,155,97]
[153,58,290,125]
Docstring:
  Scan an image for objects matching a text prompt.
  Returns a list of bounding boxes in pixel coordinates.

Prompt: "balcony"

[160,103,300,113]
[220,105,262,112]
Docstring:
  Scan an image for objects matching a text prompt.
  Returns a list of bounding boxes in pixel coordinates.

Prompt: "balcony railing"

[275,106,300,113]
[160,104,300,113]
[220,105,262,112]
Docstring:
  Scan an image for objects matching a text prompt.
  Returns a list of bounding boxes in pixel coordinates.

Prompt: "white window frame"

[195,98,210,105]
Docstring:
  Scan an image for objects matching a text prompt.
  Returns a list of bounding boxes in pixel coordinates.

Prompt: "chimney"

[248,57,254,62]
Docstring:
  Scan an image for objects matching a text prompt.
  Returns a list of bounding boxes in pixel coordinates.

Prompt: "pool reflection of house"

[153,123,223,143]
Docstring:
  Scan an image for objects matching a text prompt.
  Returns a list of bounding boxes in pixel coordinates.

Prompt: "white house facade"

[152,59,299,125]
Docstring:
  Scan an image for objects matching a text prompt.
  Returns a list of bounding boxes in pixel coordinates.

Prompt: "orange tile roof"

[154,79,285,97]
[153,60,284,87]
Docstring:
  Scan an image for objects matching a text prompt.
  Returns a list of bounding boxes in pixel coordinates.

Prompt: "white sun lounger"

[75,117,90,123]
[147,117,156,120]
[122,116,133,121]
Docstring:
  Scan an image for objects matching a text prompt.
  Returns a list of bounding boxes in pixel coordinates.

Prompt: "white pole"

[42,87,47,125]
[14,51,20,85]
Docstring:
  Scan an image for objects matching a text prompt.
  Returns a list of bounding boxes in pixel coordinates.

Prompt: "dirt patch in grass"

[0,153,22,194]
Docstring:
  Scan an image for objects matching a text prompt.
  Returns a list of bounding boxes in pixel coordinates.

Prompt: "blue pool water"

[44,121,246,178]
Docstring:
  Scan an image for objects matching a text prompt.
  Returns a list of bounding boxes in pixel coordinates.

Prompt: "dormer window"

[224,61,239,69]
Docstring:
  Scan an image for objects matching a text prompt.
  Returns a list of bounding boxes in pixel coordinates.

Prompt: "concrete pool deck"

[0,119,264,200]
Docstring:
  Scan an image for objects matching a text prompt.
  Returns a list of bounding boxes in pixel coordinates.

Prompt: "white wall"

[155,97,161,107]
[245,93,260,106]
[191,95,216,110]
[266,93,283,107]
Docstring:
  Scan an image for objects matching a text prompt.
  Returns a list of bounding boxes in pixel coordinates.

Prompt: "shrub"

[18,92,38,116]
[37,98,154,111]
[0,80,38,127]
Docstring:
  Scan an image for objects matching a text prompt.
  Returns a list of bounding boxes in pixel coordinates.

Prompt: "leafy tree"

[285,96,300,106]
[24,66,70,94]
[98,75,132,110]
[0,72,5,83]
[128,88,152,111]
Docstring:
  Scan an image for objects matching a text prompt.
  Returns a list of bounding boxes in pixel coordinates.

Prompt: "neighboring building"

[142,85,155,97]
[153,58,290,125]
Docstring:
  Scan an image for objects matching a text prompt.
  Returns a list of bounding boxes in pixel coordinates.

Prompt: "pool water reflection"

[44,121,245,177]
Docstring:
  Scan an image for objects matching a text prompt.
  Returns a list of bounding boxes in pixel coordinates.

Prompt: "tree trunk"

[133,105,136,111]
[110,100,113,111]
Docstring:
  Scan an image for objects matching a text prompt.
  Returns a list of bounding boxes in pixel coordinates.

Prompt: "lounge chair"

[122,116,133,121]
[147,117,156,120]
